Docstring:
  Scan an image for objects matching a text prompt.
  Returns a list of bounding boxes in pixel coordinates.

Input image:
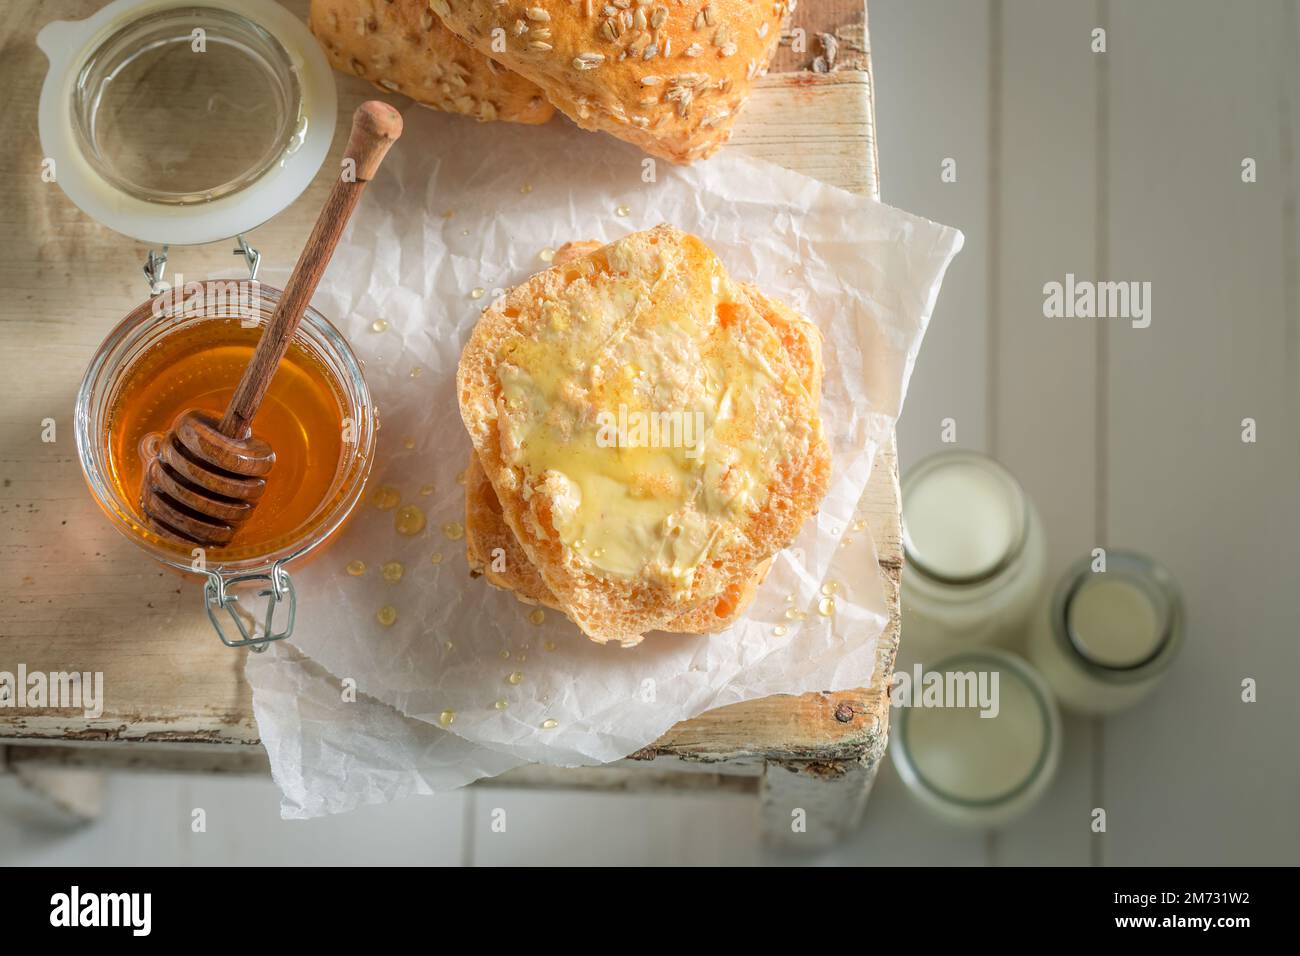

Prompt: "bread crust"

[310,0,555,124]
[428,0,792,163]
[457,225,831,644]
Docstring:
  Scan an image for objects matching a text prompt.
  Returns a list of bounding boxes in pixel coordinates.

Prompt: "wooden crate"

[0,0,894,846]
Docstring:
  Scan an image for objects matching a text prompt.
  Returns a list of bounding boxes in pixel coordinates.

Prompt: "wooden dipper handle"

[219,101,403,439]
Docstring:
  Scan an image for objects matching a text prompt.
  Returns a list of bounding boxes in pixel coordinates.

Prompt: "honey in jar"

[106,318,346,557]
[78,281,375,645]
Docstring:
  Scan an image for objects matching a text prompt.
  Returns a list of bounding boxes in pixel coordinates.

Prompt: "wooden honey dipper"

[141,101,403,547]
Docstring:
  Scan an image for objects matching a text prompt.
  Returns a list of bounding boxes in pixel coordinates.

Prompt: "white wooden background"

[3,0,1298,865]
[879,0,1300,867]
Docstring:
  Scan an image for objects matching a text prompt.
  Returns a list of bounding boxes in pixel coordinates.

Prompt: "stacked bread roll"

[457,227,831,644]
[310,0,795,163]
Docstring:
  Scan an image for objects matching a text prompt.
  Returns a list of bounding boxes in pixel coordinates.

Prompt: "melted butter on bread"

[492,232,811,590]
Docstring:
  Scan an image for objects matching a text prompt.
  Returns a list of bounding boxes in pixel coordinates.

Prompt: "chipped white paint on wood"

[759,755,879,849]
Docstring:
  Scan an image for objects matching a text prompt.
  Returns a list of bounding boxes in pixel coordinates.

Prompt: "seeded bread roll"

[310,0,554,124]
[428,0,792,163]
[457,225,831,644]
[462,240,812,637]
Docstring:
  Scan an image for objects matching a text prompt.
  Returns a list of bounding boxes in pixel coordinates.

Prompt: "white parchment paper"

[246,108,962,817]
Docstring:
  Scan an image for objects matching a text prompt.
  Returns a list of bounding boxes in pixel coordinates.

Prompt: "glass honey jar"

[44,0,350,649]
[75,280,375,648]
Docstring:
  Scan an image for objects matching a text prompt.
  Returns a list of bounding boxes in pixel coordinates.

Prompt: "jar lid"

[902,451,1030,585]
[37,0,336,246]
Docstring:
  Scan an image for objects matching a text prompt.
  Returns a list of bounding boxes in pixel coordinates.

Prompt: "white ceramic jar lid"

[37,0,336,246]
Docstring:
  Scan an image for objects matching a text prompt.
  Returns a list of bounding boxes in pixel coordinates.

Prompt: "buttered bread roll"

[429,0,793,163]
[310,0,554,124]
[464,453,773,633]
[457,226,831,644]
[463,240,819,636]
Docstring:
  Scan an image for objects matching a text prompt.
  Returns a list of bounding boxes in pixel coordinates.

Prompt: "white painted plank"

[871,0,994,467]
[988,0,1103,866]
[865,0,996,866]
[796,760,990,865]
[1101,0,1300,865]
[0,774,467,865]
[468,788,761,866]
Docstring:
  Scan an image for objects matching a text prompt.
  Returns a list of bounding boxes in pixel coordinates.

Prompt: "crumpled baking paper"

[245,107,963,818]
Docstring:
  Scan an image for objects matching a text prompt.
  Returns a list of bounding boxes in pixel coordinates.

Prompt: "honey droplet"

[376,605,398,627]
[538,247,555,262]
[444,640,454,651]
[403,437,416,450]
[494,699,509,710]
[817,597,836,617]
[821,581,840,596]
[381,560,404,583]
[852,518,868,532]
[773,625,787,637]
[438,709,455,727]
[345,560,366,577]
[615,204,630,217]
[840,536,854,549]
[543,640,557,652]
[442,521,465,541]
[470,287,485,299]
[507,671,523,685]
[528,608,545,626]
[430,552,444,565]
[541,718,558,730]
[419,483,435,497]
[373,485,401,511]
[395,505,426,536]
[520,182,533,194]
[785,593,796,603]
[500,649,510,660]
[409,366,424,379]
[370,319,389,333]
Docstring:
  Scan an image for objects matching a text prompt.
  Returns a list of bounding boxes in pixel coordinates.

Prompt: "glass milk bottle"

[891,649,1062,827]
[901,451,1047,655]
[1027,551,1183,715]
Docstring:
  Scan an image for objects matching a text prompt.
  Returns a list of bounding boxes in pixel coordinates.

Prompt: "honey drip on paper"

[395,505,426,536]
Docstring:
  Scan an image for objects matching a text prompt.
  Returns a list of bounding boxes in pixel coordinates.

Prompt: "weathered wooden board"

[0,1,894,783]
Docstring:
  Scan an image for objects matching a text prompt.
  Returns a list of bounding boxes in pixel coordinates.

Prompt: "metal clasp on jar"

[142,234,262,295]
[202,561,295,651]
